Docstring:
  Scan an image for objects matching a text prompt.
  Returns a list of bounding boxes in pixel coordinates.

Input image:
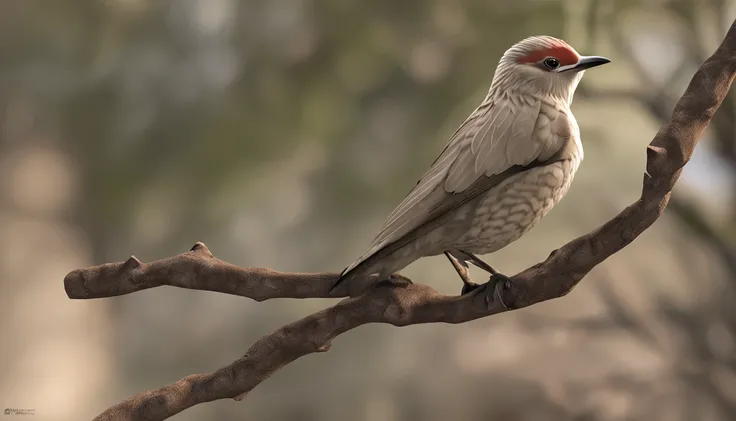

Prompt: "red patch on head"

[517,42,580,66]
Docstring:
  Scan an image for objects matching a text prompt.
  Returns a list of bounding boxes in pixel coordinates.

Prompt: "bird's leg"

[450,250,512,310]
[444,251,478,292]
[461,251,500,275]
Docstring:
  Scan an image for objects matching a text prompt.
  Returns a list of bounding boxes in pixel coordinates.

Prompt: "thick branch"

[66,21,736,421]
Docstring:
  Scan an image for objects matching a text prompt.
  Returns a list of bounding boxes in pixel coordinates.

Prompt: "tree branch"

[577,21,736,276]
[64,242,345,301]
[65,21,736,421]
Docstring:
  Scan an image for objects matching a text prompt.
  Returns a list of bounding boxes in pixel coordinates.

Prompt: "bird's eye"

[544,57,560,69]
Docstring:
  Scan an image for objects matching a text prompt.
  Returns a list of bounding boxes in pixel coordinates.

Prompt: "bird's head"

[491,36,610,105]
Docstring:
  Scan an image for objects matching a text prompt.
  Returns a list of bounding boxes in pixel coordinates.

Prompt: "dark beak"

[561,55,611,72]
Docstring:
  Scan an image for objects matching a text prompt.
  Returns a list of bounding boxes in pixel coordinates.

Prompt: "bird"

[333,36,610,305]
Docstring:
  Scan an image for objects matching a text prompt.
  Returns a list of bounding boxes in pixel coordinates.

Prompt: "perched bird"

[334,36,609,304]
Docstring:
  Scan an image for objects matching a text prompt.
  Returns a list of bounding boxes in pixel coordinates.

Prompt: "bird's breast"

[448,155,581,254]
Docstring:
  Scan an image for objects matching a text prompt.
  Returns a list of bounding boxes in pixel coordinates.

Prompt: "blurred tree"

[3,0,736,420]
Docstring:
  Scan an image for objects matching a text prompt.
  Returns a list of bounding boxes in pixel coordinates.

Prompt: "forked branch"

[64,21,736,421]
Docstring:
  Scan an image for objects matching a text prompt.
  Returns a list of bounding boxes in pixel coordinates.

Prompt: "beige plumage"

[335,36,609,298]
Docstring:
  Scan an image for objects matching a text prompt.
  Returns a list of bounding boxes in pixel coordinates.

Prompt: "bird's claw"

[461,273,512,310]
[486,273,512,310]
[460,280,481,296]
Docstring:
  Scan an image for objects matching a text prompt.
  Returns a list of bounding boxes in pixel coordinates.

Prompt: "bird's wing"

[340,97,575,278]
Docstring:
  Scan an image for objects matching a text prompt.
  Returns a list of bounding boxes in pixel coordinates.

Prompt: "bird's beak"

[558,56,611,73]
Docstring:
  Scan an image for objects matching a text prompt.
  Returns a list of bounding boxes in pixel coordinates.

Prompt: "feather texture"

[340,96,575,279]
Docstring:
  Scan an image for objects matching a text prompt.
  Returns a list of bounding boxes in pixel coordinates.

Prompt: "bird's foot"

[461,273,513,310]
[460,280,481,295]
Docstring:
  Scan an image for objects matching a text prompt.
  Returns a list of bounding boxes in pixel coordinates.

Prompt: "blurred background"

[1,0,736,420]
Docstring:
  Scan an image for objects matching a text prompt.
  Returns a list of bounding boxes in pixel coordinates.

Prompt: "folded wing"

[340,96,571,279]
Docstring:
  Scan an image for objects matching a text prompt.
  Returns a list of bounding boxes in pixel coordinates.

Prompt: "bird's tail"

[330,252,381,293]
[329,267,352,293]
[330,263,367,293]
